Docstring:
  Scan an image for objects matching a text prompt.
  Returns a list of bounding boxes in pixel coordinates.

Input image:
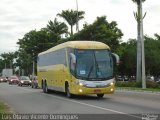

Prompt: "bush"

[146,81,159,88]
[116,81,138,87]
[116,81,160,89]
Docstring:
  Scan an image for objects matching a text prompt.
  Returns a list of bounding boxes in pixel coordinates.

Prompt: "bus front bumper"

[70,84,115,95]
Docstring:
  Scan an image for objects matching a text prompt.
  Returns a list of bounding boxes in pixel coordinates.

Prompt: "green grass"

[116,87,160,92]
[0,101,10,114]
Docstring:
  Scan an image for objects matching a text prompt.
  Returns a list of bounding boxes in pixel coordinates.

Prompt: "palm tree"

[132,0,145,4]
[57,9,85,36]
[46,18,68,36]
[132,0,146,88]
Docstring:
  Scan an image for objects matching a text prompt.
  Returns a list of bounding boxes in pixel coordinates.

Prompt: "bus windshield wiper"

[87,65,93,79]
[93,52,100,78]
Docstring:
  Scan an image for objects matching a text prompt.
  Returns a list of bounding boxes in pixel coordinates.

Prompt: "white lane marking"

[46,94,141,119]
[14,86,141,119]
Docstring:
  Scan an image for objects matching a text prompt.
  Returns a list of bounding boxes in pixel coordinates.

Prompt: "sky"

[0,0,160,54]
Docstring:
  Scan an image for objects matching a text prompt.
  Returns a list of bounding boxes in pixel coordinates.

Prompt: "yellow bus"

[37,41,118,98]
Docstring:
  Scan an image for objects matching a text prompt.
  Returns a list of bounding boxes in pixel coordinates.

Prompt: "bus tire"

[65,83,72,98]
[41,80,43,89]
[97,94,104,98]
[43,81,48,93]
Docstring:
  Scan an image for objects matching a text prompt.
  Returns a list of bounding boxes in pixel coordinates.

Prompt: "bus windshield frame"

[74,49,113,81]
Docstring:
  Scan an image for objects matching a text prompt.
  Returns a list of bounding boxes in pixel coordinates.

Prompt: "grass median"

[116,81,160,93]
[0,100,10,114]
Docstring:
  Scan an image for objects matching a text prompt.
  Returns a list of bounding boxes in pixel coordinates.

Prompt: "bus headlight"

[110,82,114,86]
[105,82,114,87]
[21,81,24,83]
[75,80,86,86]
[79,82,84,86]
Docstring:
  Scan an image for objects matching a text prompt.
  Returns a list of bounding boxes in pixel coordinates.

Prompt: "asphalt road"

[0,83,160,120]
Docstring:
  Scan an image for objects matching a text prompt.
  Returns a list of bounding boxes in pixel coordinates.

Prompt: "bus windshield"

[75,49,113,81]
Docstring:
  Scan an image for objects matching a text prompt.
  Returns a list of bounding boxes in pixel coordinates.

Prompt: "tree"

[57,9,85,36]
[0,58,4,73]
[117,39,137,77]
[0,52,16,69]
[17,30,54,75]
[117,34,160,81]
[15,50,32,75]
[73,16,123,52]
[132,0,146,3]
[46,18,68,38]
[17,18,70,75]
[144,35,160,76]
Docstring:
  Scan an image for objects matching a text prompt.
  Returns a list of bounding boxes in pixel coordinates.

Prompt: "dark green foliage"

[116,34,160,78]
[144,36,160,76]
[57,9,85,36]
[116,39,137,76]
[116,81,160,89]
[16,19,68,75]
[132,0,146,4]
[73,16,123,52]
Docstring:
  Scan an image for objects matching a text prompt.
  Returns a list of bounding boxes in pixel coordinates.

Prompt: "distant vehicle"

[18,76,31,86]
[156,80,160,83]
[37,41,119,98]
[8,76,19,84]
[0,76,7,82]
[116,75,129,82]
[116,76,123,81]
[2,69,13,78]
[31,76,38,88]
[146,76,155,82]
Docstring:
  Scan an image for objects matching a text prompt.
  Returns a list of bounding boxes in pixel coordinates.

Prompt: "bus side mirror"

[70,53,76,75]
[112,53,120,65]
[70,53,76,64]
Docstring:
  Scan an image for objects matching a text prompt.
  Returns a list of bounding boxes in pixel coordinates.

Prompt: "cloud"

[0,0,160,54]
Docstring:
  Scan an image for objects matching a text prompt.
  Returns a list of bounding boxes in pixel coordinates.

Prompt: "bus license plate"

[94,89,101,93]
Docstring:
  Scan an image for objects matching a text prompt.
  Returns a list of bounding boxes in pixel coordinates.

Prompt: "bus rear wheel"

[43,81,48,93]
[97,94,104,98]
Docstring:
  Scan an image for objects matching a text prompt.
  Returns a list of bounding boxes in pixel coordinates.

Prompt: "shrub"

[116,81,160,89]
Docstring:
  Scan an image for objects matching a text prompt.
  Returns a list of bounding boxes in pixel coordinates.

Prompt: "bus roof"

[39,41,110,56]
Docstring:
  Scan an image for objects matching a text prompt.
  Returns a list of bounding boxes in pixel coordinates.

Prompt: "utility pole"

[140,0,146,89]
[32,53,35,77]
[134,0,146,89]
[76,0,79,32]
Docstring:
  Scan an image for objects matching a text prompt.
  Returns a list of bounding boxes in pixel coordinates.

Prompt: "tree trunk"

[71,25,73,36]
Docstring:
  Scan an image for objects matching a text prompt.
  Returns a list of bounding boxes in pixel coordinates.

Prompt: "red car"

[8,76,19,84]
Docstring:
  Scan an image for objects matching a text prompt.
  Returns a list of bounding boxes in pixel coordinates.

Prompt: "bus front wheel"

[65,84,72,98]
[97,94,104,98]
